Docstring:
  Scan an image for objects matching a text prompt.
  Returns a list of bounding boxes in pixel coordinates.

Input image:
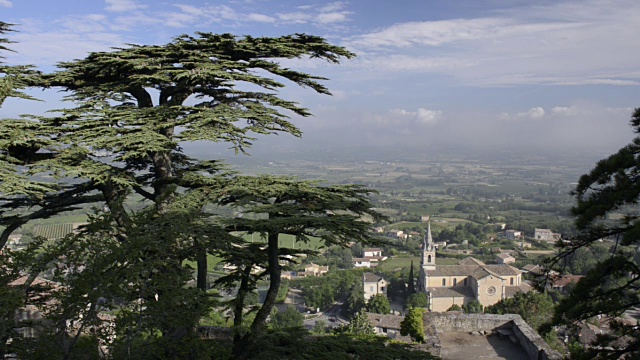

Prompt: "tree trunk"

[232,264,253,342]
[233,231,282,358]
[196,246,208,291]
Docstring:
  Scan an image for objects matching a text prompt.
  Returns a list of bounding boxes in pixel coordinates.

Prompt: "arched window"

[453,278,457,286]
[442,278,446,286]
[510,278,514,285]
[427,255,432,263]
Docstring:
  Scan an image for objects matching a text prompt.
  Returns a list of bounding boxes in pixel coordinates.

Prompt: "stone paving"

[438,332,530,360]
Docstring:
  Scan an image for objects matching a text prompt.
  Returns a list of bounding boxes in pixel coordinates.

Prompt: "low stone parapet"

[424,313,562,360]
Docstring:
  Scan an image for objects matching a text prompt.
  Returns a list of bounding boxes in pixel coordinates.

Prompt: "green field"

[33,223,77,240]
[239,233,325,250]
[375,254,459,272]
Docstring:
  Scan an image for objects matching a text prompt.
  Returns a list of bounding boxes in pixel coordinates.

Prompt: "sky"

[1,0,639,159]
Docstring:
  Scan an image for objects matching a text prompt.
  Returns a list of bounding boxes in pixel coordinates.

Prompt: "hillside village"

[4,211,624,358]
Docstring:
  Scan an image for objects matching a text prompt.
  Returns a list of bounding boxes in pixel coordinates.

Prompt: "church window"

[428,255,432,263]
[510,278,514,285]
[453,278,457,286]
[442,278,446,286]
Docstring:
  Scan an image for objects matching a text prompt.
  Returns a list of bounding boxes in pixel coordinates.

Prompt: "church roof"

[504,283,533,297]
[458,257,485,266]
[470,267,493,280]
[483,265,521,276]
[428,286,475,298]
[425,265,480,276]
[424,264,521,279]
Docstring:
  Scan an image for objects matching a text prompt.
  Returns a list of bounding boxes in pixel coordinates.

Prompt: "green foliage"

[0,29,380,358]
[326,246,354,269]
[334,310,375,336]
[406,293,429,309]
[486,291,554,332]
[447,304,462,311]
[201,309,232,327]
[240,327,436,360]
[271,306,304,330]
[296,268,365,314]
[365,294,390,314]
[305,283,335,311]
[400,308,425,343]
[542,328,565,354]
[276,279,290,304]
[344,285,365,317]
[550,108,640,359]
[311,320,328,334]
[407,260,416,295]
[464,300,484,314]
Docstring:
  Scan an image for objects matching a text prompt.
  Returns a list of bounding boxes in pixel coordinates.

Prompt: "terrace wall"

[425,313,562,360]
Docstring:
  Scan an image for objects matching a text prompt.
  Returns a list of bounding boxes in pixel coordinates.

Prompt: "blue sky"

[1,0,639,156]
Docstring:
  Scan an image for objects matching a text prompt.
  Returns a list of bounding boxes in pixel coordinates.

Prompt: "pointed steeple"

[421,218,436,271]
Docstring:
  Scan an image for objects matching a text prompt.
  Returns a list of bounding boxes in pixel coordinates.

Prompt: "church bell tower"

[422,219,436,271]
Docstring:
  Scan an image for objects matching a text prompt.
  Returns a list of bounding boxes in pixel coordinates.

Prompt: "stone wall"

[424,313,562,360]
[511,317,562,360]
[425,313,517,332]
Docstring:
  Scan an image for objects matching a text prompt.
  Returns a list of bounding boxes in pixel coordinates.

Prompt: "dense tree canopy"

[400,308,425,343]
[365,294,391,314]
[270,306,304,329]
[486,291,554,332]
[406,293,429,309]
[552,108,640,359]
[0,29,388,359]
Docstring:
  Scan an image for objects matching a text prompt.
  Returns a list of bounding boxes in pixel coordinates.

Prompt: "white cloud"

[354,54,473,72]
[9,30,125,67]
[330,90,347,100]
[386,108,443,125]
[316,12,349,24]
[0,0,12,8]
[552,106,580,116]
[276,12,312,23]
[105,0,146,13]
[57,14,108,33]
[247,13,276,23]
[501,107,546,121]
[518,107,545,119]
[345,0,640,87]
[320,2,346,12]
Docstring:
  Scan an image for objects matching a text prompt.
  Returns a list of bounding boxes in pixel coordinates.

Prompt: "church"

[417,220,531,312]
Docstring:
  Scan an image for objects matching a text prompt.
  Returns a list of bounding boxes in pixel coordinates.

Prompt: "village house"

[521,264,545,276]
[363,273,388,301]
[353,257,372,268]
[534,228,561,243]
[504,230,523,240]
[418,220,531,312]
[546,275,584,294]
[495,253,516,265]
[385,229,404,239]
[363,248,382,258]
[366,313,404,339]
[433,241,447,250]
[303,263,329,276]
